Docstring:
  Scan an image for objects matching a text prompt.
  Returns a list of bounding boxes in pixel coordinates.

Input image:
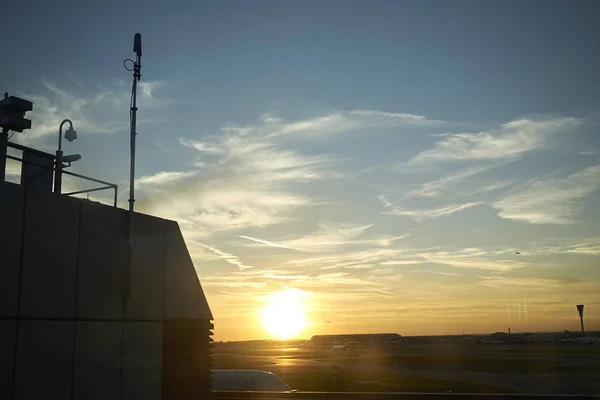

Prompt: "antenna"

[133,33,142,57]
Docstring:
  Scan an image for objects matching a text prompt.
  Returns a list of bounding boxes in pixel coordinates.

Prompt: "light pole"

[577,305,585,334]
[54,119,77,194]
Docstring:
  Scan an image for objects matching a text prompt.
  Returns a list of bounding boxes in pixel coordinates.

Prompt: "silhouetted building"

[0,180,213,400]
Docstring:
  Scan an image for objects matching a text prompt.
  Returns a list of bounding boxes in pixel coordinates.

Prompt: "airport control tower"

[0,94,214,399]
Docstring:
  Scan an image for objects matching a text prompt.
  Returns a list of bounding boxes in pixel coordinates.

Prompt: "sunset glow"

[261,289,308,339]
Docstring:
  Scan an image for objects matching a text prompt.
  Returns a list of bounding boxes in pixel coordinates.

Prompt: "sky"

[3,0,600,341]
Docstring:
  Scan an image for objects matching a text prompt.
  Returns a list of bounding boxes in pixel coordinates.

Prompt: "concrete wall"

[72,321,122,400]
[0,183,24,318]
[13,321,73,399]
[0,182,213,400]
[0,321,16,400]
[19,191,80,318]
[77,202,127,320]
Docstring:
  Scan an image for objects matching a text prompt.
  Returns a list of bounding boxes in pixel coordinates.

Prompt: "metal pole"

[55,119,72,194]
[113,185,118,207]
[128,53,141,214]
[54,150,63,193]
[124,33,142,307]
[0,91,7,182]
[577,305,585,334]
[0,128,7,182]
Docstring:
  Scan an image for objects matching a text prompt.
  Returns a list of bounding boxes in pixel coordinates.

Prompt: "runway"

[214,344,600,395]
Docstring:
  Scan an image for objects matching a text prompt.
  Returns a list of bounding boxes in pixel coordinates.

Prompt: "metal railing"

[4,141,118,207]
[212,392,600,400]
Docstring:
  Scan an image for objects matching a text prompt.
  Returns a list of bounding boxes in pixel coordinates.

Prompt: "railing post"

[0,129,7,182]
[54,150,63,194]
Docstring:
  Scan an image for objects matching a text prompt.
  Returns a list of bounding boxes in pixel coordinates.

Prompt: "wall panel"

[19,191,80,318]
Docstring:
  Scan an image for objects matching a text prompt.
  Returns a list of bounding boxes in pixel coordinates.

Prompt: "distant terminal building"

[311,333,401,345]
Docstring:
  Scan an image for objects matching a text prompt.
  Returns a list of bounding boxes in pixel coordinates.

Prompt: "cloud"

[408,117,580,164]
[285,248,408,269]
[348,109,444,127]
[369,287,395,296]
[527,237,600,256]
[137,135,330,235]
[180,138,224,154]
[419,248,528,271]
[405,163,506,198]
[136,170,200,187]
[436,271,463,277]
[380,260,429,266]
[237,235,300,250]
[136,107,443,237]
[493,165,600,224]
[15,79,169,144]
[4,157,22,182]
[379,195,483,221]
[461,180,513,196]
[580,150,599,156]
[478,276,579,288]
[198,243,254,270]
[182,109,442,149]
[562,238,600,255]
[239,223,410,253]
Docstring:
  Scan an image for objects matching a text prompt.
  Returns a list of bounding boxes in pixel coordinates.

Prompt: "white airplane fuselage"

[211,370,291,392]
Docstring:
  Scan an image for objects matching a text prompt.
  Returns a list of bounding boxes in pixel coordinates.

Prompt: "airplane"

[461,333,477,344]
[561,330,600,345]
[212,370,292,392]
[330,344,347,351]
[515,251,521,255]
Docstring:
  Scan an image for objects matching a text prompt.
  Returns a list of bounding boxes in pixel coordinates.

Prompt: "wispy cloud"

[179,138,224,154]
[461,180,513,196]
[198,243,254,270]
[380,260,429,266]
[15,79,169,144]
[4,157,22,182]
[136,170,200,187]
[405,163,506,198]
[238,235,300,250]
[239,224,408,253]
[137,134,332,235]
[493,165,600,224]
[436,271,463,277]
[285,248,408,269]
[419,248,528,271]
[137,108,443,237]
[408,117,580,164]
[478,276,579,288]
[348,109,444,127]
[526,237,600,256]
[379,195,483,221]
[239,224,409,252]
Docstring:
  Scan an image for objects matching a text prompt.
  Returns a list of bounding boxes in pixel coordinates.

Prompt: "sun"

[261,289,308,339]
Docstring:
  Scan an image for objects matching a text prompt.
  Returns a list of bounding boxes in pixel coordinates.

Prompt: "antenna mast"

[127,33,142,213]
[122,33,142,304]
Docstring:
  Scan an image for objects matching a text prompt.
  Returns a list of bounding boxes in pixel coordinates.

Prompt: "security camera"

[62,154,81,163]
[65,127,77,142]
